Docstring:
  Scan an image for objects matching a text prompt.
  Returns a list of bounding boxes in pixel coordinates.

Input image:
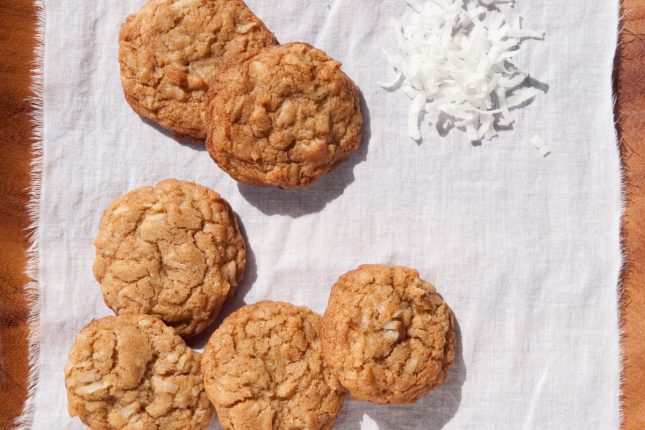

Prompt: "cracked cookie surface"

[205,42,362,188]
[65,314,213,429]
[321,265,456,404]
[201,301,344,430]
[93,179,246,338]
[119,0,277,140]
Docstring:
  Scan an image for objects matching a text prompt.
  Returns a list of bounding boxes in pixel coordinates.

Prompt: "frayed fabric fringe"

[12,0,45,429]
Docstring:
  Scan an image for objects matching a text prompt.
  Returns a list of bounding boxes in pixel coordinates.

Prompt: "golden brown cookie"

[201,301,344,430]
[321,265,456,404]
[93,179,246,338]
[205,42,363,188]
[65,314,213,429]
[119,0,278,140]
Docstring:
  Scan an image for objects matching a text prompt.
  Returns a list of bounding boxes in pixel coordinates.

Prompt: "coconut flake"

[360,413,380,430]
[506,87,540,108]
[408,94,426,140]
[382,0,545,142]
[530,136,550,157]
[378,68,403,90]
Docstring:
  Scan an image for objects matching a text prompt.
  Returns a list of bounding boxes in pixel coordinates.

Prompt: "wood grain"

[0,0,36,428]
[0,0,643,428]
[0,0,35,429]
[618,0,645,428]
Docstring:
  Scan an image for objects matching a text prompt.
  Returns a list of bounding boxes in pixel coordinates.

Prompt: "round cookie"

[119,0,278,140]
[93,179,246,338]
[205,42,363,188]
[201,301,344,430]
[65,314,213,429]
[321,265,456,404]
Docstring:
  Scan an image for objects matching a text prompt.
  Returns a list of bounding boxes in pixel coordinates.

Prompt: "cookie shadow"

[139,116,207,152]
[237,91,371,217]
[188,218,257,350]
[336,320,466,430]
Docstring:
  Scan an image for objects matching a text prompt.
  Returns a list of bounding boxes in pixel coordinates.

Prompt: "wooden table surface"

[0,0,37,428]
[0,1,643,428]
[617,1,645,428]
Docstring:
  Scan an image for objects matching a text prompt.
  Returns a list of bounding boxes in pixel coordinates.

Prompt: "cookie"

[205,42,363,188]
[93,179,246,338]
[201,301,344,430]
[65,314,213,429]
[119,0,278,140]
[321,265,456,404]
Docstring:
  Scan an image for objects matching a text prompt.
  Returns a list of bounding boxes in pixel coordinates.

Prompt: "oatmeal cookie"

[205,42,362,188]
[201,301,344,429]
[119,0,278,140]
[93,179,246,338]
[321,265,456,404]
[65,314,213,429]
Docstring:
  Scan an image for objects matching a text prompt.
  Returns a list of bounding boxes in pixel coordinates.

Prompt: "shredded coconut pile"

[381,0,545,142]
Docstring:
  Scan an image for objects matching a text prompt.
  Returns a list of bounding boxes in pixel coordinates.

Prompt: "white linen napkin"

[21,0,621,428]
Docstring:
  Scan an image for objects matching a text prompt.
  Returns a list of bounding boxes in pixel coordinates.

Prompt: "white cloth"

[27,0,621,429]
